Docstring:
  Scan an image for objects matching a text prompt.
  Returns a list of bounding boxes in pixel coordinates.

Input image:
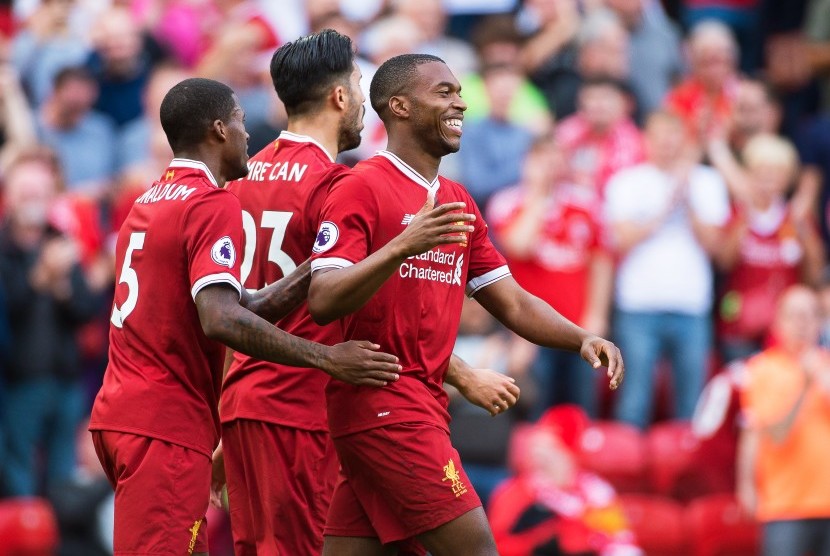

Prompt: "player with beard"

[89,78,402,556]
[308,55,625,555]
[217,31,521,556]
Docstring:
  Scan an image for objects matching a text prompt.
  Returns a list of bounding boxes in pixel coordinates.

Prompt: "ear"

[211,119,227,143]
[332,85,348,111]
[388,95,409,120]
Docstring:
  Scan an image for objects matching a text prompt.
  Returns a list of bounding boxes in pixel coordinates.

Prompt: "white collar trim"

[169,158,219,187]
[377,151,440,193]
[279,131,335,163]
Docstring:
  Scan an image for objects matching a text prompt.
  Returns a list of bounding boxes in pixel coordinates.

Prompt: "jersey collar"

[377,151,440,194]
[278,131,336,163]
[169,158,219,187]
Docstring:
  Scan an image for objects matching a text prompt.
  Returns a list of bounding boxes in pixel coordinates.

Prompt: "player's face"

[338,62,365,153]
[224,98,250,181]
[408,61,466,156]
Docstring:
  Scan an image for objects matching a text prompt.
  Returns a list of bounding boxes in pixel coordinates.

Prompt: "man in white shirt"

[605,110,730,428]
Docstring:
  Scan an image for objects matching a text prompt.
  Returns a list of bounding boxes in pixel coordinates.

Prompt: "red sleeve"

[184,189,244,300]
[310,172,379,272]
[465,195,511,297]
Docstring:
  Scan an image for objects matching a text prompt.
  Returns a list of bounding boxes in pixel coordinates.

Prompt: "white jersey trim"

[191,272,242,300]
[377,151,440,195]
[279,131,336,163]
[466,265,511,297]
[169,158,219,187]
[311,257,355,272]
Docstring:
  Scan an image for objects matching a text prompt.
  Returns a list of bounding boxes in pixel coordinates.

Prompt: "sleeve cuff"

[311,257,355,273]
[191,272,242,300]
[466,265,511,297]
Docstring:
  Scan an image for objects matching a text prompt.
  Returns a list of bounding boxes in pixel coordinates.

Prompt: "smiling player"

[308,55,625,556]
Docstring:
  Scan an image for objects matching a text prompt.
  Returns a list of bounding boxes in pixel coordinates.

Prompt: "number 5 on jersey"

[111,232,146,328]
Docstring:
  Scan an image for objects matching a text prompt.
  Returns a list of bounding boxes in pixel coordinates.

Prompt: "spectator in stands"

[11,0,89,105]
[85,6,163,128]
[0,148,101,497]
[729,78,781,153]
[195,0,281,132]
[605,0,683,116]
[458,63,536,208]
[489,405,643,556]
[393,0,477,76]
[488,135,612,417]
[606,110,729,429]
[518,0,581,118]
[116,63,188,187]
[449,297,537,505]
[708,133,825,362]
[556,77,644,197]
[665,20,740,144]
[737,284,830,556]
[36,66,117,195]
[682,0,762,73]
[462,15,551,131]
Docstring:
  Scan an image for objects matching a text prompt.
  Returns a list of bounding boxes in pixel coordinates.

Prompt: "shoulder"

[608,163,652,188]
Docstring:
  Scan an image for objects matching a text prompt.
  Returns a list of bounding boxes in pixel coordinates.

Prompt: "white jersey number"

[240,210,296,287]
[110,231,146,328]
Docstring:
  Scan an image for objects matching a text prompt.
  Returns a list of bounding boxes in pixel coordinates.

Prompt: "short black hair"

[370,54,445,119]
[53,66,95,90]
[579,75,631,96]
[270,29,354,117]
[159,78,237,152]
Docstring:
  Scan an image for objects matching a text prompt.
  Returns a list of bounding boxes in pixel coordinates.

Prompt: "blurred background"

[1,0,830,554]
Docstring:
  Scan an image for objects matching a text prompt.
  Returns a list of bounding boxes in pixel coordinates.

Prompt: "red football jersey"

[89,159,243,458]
[310,152,510,438]
[487,183,607,323]
[221,132,346,431]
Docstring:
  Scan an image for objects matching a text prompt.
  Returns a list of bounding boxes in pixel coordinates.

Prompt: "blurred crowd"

[0,0,830,554]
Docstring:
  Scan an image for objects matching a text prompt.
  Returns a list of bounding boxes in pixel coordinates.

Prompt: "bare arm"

[308,198,474,324]
[498,195,548,260]
[474,277,624,389]
[196,284,401,386]
[797,217,826,287]
[581,251,613,336]
[735,427,759,515]
[240,258,311,323]
[688,210,724,259]
[707,139,754,206]
[445,354,521,416]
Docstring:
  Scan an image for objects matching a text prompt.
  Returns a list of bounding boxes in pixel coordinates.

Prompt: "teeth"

[446,119,462,130]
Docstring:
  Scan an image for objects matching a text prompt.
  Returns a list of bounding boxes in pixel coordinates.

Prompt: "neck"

[10,221,45,249]
[174,147,226,188]
[286,113,340,160]
[386,134,441,183]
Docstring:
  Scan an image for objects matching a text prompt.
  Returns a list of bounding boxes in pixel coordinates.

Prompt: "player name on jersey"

[245,160,308,183]
[135,183,198,204]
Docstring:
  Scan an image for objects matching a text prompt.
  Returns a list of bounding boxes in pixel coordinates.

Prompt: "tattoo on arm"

[243,258,312,322]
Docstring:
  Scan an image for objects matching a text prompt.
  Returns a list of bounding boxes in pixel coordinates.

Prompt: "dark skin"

[315,61,624,556]
[181,97,401,386]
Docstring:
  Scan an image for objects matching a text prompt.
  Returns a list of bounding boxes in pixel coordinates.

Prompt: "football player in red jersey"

[217,30,521,556]
[88,78,402,556]
[308,55,626,556]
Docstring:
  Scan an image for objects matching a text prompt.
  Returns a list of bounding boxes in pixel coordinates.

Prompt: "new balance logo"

[401,214,415,225]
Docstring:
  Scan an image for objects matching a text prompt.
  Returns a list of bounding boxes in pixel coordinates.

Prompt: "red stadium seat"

[646,420,700,498]
[0,497,59,556]
[686,494,760,556]
[619,494,689,556]
[578,421,648,494]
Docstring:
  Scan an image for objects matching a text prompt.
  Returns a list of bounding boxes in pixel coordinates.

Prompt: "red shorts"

[221,419,338,556]
[324,422,482,545]
[91,430,210,555]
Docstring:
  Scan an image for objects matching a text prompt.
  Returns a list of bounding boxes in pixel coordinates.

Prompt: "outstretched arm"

[308,197,474,324]
[240,258,311,323]
[474,277,624,389]
[196,284,401,387]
